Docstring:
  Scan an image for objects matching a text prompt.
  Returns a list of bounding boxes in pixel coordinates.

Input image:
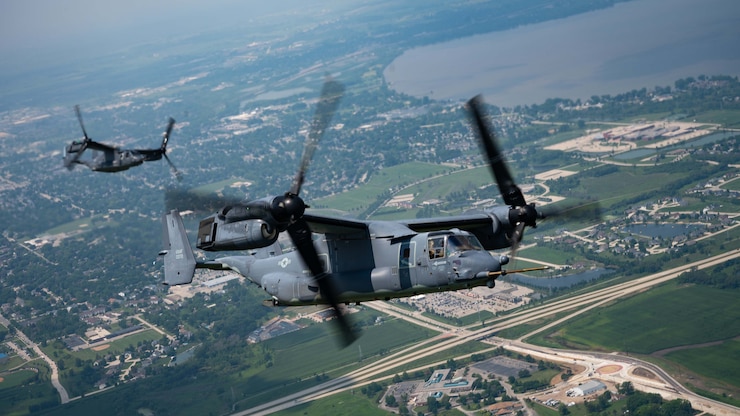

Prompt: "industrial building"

[567,380,606,397]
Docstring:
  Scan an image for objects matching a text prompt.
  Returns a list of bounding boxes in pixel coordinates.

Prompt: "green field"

[264,319,435,379]
[516,245,573,267]
[314,161,450,212]
[524,277,740,404]
[581,169,689,209]
[722,178,740,192]
[0,366,58,416]
[534,282,740,354]
[236,317,437,408]
[0,370,37,389]
[42,216,97,236]
[69,329,164,361]
[691,109,740,127]
[664,339,740,388]
[399,166,492,204]
[272,390,389,416]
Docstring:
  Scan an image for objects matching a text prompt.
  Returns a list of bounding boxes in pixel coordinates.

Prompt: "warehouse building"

[568,380,606,397]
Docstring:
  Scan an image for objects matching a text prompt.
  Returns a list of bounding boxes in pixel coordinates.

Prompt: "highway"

[235,248,740,415]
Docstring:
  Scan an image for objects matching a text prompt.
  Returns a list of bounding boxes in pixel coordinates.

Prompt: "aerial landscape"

[1,1,739,415]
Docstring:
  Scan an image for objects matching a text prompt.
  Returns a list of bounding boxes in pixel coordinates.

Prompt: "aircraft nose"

[452,251,501,280]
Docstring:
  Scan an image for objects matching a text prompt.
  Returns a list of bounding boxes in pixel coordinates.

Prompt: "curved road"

[235,248,740,415]
[0,313,70,404]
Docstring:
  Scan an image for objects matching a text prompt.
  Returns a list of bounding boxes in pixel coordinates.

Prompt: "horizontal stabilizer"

[161,210,196,285]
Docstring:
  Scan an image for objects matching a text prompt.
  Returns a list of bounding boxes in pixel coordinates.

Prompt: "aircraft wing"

[84,140,116,152]
[161,210,197,285]
[304,210,510,250]
[303,212,416,241]
[401,212,510,250]
[401,213,494,232]
[303,213,371,238]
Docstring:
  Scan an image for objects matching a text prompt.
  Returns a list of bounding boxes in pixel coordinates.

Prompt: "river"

[384,0,740,107]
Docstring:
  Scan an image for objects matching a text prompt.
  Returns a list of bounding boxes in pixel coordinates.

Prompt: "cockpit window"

[428,237,445,259]
[446,235,483,255]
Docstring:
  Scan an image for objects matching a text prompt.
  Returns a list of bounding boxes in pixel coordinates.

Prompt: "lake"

[384,0,740,107]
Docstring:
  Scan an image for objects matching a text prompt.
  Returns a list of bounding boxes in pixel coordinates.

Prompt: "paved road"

[0,313,70,404]
[234,248,740,415]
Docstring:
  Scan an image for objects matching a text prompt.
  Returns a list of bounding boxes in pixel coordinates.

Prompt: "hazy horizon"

[0,0,325,74]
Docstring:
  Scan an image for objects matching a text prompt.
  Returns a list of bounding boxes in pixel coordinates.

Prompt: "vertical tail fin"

[161,209,196,285]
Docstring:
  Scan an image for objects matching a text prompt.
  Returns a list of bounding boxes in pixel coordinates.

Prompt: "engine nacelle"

[196,215,278,251]
[468,208,512,250]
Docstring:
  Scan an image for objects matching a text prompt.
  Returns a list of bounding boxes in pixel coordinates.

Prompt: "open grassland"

[42,216,100,236]
[516,245,574,266]
[580,169,690,210]
[526,278,740,402]
[46,318,439,415]
[536,128,590,147]
[534,282,740,354]
[0,355,25,372]
[264,320,435,380]
[530,402,561,415]
[498,308,584,340]
[691,110,740,127]
[663,339,740,389]
[722,179,740,191]
[314,162,446,212]
[272,390,389,416]
[0,369,37,389]
[236,318,437,408]
[625,112,675,122]
[0,367,57,416]
[665,194,740,212]
[400,166,491,203]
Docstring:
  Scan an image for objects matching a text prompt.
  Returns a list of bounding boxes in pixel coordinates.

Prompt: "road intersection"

[237,248,740,415]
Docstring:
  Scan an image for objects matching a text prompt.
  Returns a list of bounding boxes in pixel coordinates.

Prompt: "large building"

[568,380,606,397]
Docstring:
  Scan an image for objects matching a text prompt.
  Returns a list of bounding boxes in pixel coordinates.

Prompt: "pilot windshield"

[446,234,483,255]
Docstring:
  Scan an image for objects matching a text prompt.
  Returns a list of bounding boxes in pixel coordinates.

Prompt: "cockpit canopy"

[428,232,484,259]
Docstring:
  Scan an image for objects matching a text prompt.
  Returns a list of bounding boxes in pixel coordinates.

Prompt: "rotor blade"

[162,117,175,151]
[289,77,345,196]
[539,200,602,223]
[163,154,182,181]
[165,188,246,213]
[74,105,90,142]
[65,106,91,169]
[466,95,526,207]
[509,221,526,259]
[287,218,356,346]
[63,140,88,169]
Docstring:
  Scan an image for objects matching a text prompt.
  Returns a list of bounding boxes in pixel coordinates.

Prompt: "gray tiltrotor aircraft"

[64,105,180,177]
[161,79,598,345]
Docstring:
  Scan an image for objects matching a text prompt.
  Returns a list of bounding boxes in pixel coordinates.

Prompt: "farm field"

[314,161,449,213]
[226,315,439,409]
[535,282,740,354]
[527,279,740,401]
